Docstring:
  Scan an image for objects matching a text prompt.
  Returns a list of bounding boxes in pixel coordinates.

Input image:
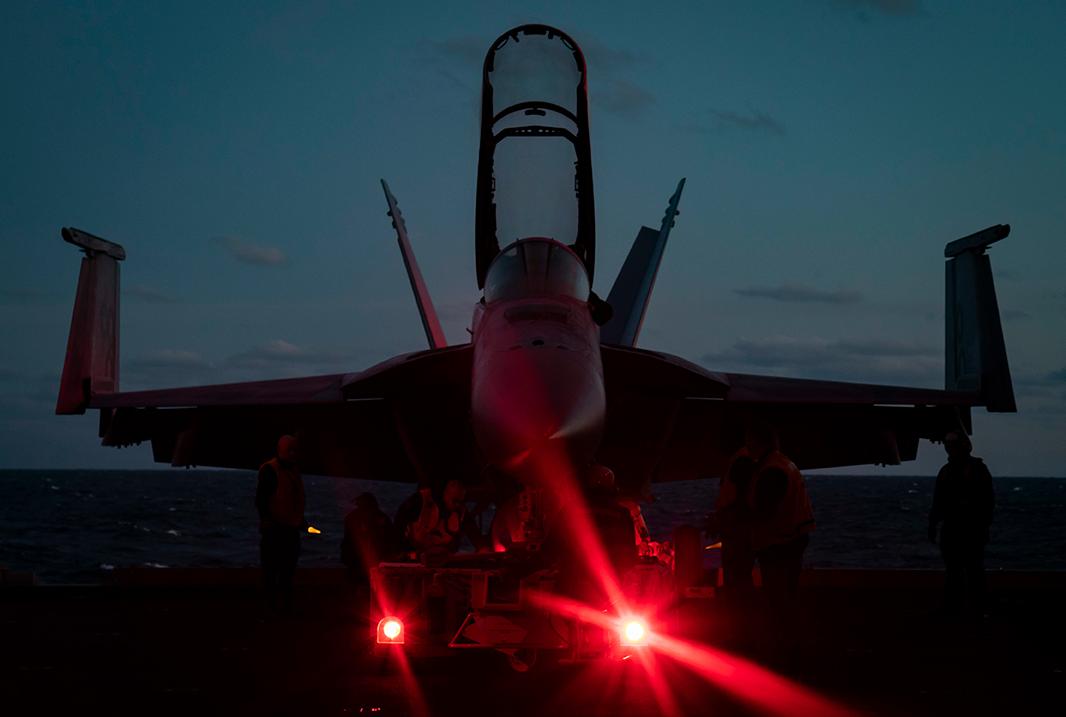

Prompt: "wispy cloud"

[832,0,924,18]
[225,339,358,375]
[713,108,786,135]
[123,340,364,390]
[125,349,215,389]
[212,236,287,266]
[127,349,212,372]
[734,283,861,304]
[680,107,786,136]
[428,36,483,67]
[702,335,940,385]
[125,284,178,304]
[593,78,655,116]
[581,36,656,117]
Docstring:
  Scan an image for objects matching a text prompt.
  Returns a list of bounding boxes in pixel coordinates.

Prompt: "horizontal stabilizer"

[381,180,447,350]
[57,227,125,414]
[601,178,685,346]
[945,224,1015,412]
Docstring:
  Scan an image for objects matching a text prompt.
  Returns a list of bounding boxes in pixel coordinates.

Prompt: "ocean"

[1,470,1063,583]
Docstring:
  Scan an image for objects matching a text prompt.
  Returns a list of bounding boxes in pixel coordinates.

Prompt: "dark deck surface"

[2,569,1063,716]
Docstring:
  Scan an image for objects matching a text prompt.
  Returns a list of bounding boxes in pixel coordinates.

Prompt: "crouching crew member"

[256,435,306,614]
[395,479,486,561]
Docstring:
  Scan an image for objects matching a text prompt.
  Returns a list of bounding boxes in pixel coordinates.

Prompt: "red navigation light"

[619,617,649,646]
[376,616,405,644]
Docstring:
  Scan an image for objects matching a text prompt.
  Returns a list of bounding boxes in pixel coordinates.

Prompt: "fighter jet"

[56,24,1015,500]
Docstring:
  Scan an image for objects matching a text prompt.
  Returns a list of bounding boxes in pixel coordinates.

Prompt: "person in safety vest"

[256,435,306,613]
[395,479,486,560]
[744,422,814,615]
[710,450,758,594]
[545,464,636,608]
[929,430,995,617]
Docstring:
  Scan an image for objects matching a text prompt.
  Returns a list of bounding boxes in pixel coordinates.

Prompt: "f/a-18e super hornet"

[57,24,1014,518]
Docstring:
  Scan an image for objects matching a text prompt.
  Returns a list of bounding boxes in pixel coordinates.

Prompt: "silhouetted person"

[745,423,815,628]
[256,435,305,614]
[929,431,995,617]
[711,452,757,594]
[546,464,636,609]
[341,492,393,583]
[394,480,485,561]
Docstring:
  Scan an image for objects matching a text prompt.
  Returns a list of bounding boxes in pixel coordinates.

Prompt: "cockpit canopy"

[484,238,591,304]
[476,25,595,289]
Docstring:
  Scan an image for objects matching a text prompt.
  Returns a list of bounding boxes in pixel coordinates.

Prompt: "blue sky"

[2,1,1064,474]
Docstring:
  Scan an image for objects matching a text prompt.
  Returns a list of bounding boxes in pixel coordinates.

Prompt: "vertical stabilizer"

[56,228,125,415]
[944,224,1015,412]
[381,180,448,350]
[601,178,685,346]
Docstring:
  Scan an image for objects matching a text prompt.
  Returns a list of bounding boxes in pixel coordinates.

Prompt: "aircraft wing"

[598,345,981,489]
[95,345,475,482]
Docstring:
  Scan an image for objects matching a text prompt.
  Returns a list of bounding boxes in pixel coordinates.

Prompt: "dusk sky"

[2,1,1063,474]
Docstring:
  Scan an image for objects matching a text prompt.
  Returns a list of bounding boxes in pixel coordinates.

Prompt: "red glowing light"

[620,618,649,646]
[376,616,405,644]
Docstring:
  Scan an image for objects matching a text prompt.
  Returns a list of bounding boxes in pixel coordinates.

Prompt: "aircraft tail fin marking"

[381,180,448,350]
[944,223,1016,412]
[56,227,125,415]
[601,178,685,346]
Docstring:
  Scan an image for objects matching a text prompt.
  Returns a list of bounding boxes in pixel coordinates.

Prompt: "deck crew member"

[929,431,995,617]
[395,480,485,560]
[745,423,815,614]
[711,450,758,594]
[256,434,306,614]
[341,492,394,583]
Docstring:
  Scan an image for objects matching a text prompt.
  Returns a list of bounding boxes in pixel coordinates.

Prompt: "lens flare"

[376,616,405,644]
[621,618,648,646]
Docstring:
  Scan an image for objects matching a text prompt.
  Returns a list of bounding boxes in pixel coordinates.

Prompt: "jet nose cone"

[472,345,605,470]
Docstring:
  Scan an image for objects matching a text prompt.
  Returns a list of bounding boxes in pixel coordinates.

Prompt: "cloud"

[580,37,656,116]
[734,283,862,304]
[428,36,484,67]
[212,236,287,266]
[224,339,358,376]
[712,108,786,135]
[680,108,786,136]
[127,349,213,372]
[120,340,365,390]
[125,284,178,304]
[832,0,923,17]
[124,349,215,389]
[702,335,941,385]
[593,78,655,116]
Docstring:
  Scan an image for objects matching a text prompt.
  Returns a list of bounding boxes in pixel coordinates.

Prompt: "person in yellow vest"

[745,422,815,616]
[256,435,306,613]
